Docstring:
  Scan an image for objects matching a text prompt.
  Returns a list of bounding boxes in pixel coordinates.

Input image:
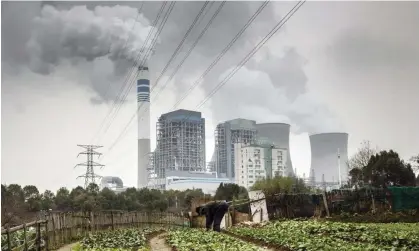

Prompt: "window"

[249,181,254,183]
[248,175,253,178]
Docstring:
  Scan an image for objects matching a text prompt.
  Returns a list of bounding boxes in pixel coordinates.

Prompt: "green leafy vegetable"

[230,220,419,251]
[167,228,265,251]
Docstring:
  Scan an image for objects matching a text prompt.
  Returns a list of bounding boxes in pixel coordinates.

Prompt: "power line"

[172,0,270,109]
[106,0,209,146]
[152,1,226,103]
[152,1,210,92]
[149,0,306,164]
[102,2,145,103]
[102,2,176,139]
[100,2,173,139]
[115,1,305,189]
[91,2,168,144]
[95,2,175,145]
[106,0,267,149]
[197,1,306,108]
[105,1,227,154]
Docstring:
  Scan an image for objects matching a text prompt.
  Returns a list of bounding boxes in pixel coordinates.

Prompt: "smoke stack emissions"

[26,5,156,75]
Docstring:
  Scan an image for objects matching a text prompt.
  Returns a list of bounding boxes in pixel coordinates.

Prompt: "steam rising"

[26,5,155,74]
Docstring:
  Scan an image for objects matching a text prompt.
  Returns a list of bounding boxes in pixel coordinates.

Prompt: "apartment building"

[234,143,288,189]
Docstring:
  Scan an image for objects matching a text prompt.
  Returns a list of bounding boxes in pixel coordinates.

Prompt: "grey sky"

[2,1,418,192]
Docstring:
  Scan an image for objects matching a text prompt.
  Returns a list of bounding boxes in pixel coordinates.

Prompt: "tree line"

[1,181,258,227]
[2,141,417,227]
[347,142,419,187]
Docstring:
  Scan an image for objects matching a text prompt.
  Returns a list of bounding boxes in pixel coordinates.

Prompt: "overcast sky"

[2,1,418,192]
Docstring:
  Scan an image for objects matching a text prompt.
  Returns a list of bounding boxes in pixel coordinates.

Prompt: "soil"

[56,242,79,251]
[149,233,172,251]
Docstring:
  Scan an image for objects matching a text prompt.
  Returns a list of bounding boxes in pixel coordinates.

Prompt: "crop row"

[297,221,419,249]
[166,228,265,251]
[73,228,161,251]
[229,220,419,251]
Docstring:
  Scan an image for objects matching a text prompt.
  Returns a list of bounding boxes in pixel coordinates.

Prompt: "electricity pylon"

[75,145,104,188]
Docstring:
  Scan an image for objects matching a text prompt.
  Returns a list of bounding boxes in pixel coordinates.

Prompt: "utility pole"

[75,145,104,188]
[337,148,342,187]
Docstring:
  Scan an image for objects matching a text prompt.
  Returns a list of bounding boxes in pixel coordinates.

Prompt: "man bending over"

[196,200,230,232]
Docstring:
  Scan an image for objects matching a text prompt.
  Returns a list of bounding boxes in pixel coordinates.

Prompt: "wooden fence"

[1,211,189,251]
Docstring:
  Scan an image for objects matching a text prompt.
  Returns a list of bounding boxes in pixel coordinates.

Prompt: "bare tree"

[410,154,419,173]
[347,140,378,171]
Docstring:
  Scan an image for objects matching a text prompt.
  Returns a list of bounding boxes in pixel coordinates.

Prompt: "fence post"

[51,214,56,249]
[371,192,376,213]
[322,192,330,217]
[45,220,49,251]
[36,222,41,251]
[6,227,11,251]
[111,211,114,231]
[232,199,236,226]
[23,223,28,251]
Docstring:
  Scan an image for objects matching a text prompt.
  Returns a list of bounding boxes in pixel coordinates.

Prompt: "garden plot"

[166,228,271,251]
[229,219,419,251]
[72,228,162,251]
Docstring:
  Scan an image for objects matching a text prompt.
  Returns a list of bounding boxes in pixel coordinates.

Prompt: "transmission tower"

[75,145,104,188]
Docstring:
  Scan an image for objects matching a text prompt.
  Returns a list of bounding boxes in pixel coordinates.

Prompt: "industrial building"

[137,66,151,189]
[163,170,230,194]
[213,119,258,179]
[234,142,288,189]
[101,176,128,194]
[309,132,349,185]
[153,109,206,183]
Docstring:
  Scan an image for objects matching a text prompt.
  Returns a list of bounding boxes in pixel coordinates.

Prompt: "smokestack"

[137,66,151,188]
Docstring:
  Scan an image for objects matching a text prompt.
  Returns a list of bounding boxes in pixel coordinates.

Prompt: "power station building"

[309,133,349,185]
[153,109,206,182]
[101,176,128,194]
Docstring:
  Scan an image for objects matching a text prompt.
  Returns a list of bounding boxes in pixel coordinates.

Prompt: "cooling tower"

[255,123,294,176]
[309,133,349,184]
[137,66,151,189]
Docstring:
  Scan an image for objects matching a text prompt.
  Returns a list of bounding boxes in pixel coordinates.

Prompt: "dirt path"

[149,233,172,251]
[56,242,79,251]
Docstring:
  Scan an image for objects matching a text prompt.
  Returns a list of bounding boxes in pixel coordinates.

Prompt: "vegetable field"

[167,228,267,251]
[73,228,163,251]
[229,220,419,251]
[38,220,419,251]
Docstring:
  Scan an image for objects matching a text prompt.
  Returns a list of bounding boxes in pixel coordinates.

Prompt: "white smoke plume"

[26,5,155,75]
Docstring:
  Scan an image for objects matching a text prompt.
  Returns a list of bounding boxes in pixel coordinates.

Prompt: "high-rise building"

[154,109,206,179]
[309,133,349,185]
[137,66,151,189]
[234,142,288,189]
[214,119,257,179]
